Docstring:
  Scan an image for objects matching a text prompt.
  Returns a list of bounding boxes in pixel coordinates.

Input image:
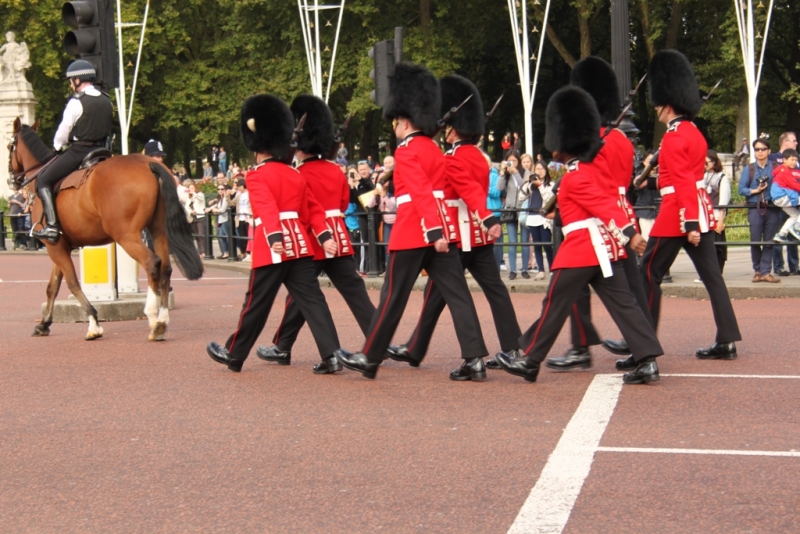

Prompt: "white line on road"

[507,374,622,534]
[597,446,800,457]
[662,374,800,379]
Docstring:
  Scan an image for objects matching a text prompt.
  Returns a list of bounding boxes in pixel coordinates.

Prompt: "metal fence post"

[205,215,214,258]
[228,205,238,261]
[367,210,379,277]
[0,212,6,251]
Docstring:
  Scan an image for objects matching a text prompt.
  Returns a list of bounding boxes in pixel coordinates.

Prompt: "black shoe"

[450,357,487,381]
[777,269,790,277]
[615,355,637,371]
[495,352,540,382]
[662,275,673,283]
[313,350,347,374]
[792,269,800,276]
[256,345,291,365]
[206,341,243,372]
[622,358,660,384]
[520,270,530,279]
[487,349,521,370]
[546,347,591,372]
[508,271,517,280]
[385,344,421,367]
[696,342,737,360]
[601,338,630,356]
[336,351,380,379]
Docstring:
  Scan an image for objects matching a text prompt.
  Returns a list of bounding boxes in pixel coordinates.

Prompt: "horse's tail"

[149,162,204,280]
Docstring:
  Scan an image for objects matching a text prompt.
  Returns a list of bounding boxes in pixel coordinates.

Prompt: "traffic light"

[368,27,403,108]
[62,0,119,88]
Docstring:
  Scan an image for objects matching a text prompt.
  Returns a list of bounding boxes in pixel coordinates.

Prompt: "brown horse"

[8,118,203,341]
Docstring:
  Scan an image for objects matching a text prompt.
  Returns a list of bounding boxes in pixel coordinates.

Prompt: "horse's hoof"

[150,322,167,342]
[32,325,50,337]
[85,332,103,341]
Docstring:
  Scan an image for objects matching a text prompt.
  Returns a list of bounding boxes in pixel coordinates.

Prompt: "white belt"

[618,186,626,194]
[325,209,342,217]
[279,211,298,220]
[660,186,675,195]
[396,190,445,206]
[444,199,460,208]
[562,217,613,278]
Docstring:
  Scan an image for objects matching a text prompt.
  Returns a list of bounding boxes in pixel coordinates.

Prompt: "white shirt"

[237,191,251,221]
[53,85,102,151]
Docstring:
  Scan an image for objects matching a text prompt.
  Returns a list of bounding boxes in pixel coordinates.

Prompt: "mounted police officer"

[34,59,113,244]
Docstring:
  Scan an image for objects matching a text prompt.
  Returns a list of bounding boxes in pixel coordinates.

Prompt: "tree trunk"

[420,0,431,36]
[166,127,177,169]
[665,1,683,49]
[360,109,374,161]
[545,25,577,67]
[578,13,591,58]
[735,88,750,155]
[638,0,656,59]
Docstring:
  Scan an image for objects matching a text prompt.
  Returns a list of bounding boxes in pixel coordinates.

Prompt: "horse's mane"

[19,125,55,164]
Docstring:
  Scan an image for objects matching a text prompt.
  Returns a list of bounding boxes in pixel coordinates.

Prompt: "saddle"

[54,149,113,194]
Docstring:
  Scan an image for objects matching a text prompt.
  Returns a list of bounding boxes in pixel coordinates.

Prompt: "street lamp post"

[610,0,639,140]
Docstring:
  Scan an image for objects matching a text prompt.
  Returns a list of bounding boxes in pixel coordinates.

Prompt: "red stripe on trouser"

[272,294,293,344]
[526,269,562,354]
[407,280,434,351]
[228,268,258,353]
[363,253,396,353]
[572,303,586,346]
[646,237,660,310]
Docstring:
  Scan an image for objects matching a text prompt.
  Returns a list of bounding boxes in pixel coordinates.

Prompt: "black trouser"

[362,244,488,364]
[272,255,375,351]
[569,243,652,347]
[641,232,741,343]
[357,212,369,272]
[37,145,96,191]
[224,258,340,363]
[520,263,663,364]
[714,229,727,273]
[11,215,28,248]
[404,244,522,361]
[236,220,249,256]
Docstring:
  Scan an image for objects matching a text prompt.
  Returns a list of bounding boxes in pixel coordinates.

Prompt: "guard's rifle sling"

[632,78,723,188]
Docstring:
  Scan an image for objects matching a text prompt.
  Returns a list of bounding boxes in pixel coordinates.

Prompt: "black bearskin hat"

[440,74,485,143]
[570,56,620,125]
[545,86,602,162]
[382,62,441,137]
[240,94,294,161]
[648,50,703,119]
[290,94,334,156]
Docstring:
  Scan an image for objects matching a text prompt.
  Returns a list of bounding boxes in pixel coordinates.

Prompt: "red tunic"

[246,160,331,269]
[296,157,354,260]
[389,133,453,251]
[443,143,498,251]
[552,160,635,272]
[594,128,638,231]
[650,119,716,236]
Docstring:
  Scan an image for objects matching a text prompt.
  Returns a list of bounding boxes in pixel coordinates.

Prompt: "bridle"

[7,130,53,190]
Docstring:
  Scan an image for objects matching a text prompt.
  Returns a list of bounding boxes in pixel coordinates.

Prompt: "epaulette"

[566,160,579,172]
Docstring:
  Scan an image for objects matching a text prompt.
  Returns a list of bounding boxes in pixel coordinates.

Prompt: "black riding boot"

[33,187,61,244]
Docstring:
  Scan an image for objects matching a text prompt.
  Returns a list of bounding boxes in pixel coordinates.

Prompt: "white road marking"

[507,374,622,534]
[597,447,800,457]
[662,374,800,379]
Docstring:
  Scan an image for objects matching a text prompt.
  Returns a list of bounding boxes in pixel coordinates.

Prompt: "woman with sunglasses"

[703,150,731,274]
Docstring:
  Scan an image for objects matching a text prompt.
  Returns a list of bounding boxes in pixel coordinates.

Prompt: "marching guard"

[385,74,524,371]
[336,62,489,380]
[496,86,664,384]
[548,56,655,371]
[257,94,376,367]
[623,50,741,370]
[206,94,350,373]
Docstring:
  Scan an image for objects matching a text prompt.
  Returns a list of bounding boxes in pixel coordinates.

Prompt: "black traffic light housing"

[368,27,403,108]
[62,0,119,88]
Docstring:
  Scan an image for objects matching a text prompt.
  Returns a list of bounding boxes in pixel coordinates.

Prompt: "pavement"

[1,255,799,533]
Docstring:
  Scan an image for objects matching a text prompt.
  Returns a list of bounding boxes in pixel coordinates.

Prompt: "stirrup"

[34,225,61,244]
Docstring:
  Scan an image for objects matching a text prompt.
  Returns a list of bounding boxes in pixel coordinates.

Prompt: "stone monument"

[0,31,37,198]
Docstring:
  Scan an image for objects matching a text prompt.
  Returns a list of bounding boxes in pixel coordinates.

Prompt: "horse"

[8,118,204,341]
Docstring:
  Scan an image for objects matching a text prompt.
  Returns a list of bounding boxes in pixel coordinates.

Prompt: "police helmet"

[144,139,166,157]
[65,60,97,83]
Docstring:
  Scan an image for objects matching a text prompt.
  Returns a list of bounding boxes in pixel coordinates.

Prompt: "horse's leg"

[46,243,104,340]
[117,235,164,341]
[32,263,63,337]
[150,213,172,341]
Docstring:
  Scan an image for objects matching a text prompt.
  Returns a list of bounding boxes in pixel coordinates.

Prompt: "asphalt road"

[1,256,798,533]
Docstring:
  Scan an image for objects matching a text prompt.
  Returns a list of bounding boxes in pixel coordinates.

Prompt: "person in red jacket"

[549,56,655,371]
[495,86,663,385]
[336,62,489,381]
[385,74,523,373]
[628,50,741,367]
[256,94,376,369]
[206,94,350,373]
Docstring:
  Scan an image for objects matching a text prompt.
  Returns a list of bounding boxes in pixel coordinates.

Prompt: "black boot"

[622,357,660,384]
[449,357,487,381]
[546,347,591,372]
[696,342,737,360]
[615,355,637,371]
[385,345,421,367]
[313,349,347,375]
[256,345,291,365]
[496,352,540,382]
[336,351,380,379]
[601,339,630,356]
[207,341,244,372]
[33,187,61,244]
[487,349,521,370]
